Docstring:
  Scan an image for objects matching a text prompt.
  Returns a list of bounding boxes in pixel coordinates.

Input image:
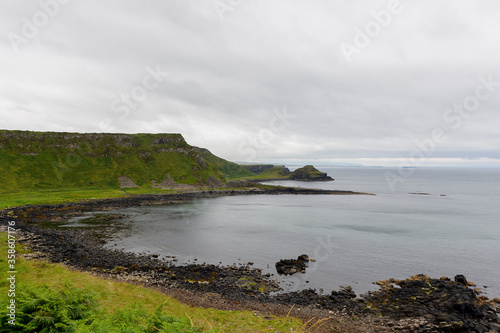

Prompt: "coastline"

[246,178,334,182]
[2,188,500,332]
[3,186,373,221]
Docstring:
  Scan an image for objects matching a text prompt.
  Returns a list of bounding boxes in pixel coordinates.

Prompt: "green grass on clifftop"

[237,166,291,180]
[0,130,225,194]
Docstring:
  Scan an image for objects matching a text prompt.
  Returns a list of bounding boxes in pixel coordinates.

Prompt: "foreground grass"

[0,182,292,210]
[0,232,302,332]
[0,187,190,210]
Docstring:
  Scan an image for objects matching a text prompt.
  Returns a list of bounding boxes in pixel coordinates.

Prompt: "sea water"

[70,167,500,297]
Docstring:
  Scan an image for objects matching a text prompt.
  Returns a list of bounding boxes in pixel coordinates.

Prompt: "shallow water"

[65,167,500,297]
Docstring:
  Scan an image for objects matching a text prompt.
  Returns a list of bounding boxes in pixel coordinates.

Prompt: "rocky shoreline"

[2,189,500,332]
[5,187,370,219]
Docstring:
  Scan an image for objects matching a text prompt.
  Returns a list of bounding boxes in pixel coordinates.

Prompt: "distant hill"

[0,130,226,191]
[240,165,334,181]
[289,165,333,181]
[241,165,276,174]
[242,166,291,180]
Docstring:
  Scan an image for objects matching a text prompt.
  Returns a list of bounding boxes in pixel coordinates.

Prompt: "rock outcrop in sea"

[275,254,310,275]
[290,165,334,181]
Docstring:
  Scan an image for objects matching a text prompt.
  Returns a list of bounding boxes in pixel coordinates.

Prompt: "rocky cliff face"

[0,130,225,191]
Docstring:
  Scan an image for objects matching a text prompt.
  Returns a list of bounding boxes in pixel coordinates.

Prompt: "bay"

[68,167,500,298]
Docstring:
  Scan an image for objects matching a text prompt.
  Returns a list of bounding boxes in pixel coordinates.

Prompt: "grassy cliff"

[289,165,333,181]
[193,147,255,180]
[240,166,291,180]
[0,130,225,193]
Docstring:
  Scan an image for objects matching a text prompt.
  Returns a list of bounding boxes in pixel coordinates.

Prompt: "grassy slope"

[237,166,291,180]
[0,130,229,208]
[193,147,255,180]
[0,232,302,332]
[290,165,327,180]
[0,130,225,192]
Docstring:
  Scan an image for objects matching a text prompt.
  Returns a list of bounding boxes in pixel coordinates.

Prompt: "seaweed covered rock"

[275,254,309,275]
[362,274,500,332]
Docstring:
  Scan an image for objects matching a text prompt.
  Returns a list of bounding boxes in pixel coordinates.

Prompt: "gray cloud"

[1,0,499,166]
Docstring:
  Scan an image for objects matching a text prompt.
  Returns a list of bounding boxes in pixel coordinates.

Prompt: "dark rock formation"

[455,274,468,286]
[290,165,333,181]
[275,254,309,275]
[362,274,500,332]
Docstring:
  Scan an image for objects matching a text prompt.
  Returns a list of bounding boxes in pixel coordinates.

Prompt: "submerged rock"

[275,254,309,275]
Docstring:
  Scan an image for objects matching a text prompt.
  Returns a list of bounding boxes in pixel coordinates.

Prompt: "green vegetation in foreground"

[1,285,206,333]
[0,233,302,332]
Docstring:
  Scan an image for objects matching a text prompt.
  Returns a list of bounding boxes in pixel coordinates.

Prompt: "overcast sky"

[1,0,499,167]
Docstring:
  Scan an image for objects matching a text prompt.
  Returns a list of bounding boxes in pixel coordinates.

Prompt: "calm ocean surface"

[71,167,500,297]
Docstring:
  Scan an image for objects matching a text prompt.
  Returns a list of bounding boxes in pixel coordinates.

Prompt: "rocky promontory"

[244,164,335,182]
[290,165,334,181]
